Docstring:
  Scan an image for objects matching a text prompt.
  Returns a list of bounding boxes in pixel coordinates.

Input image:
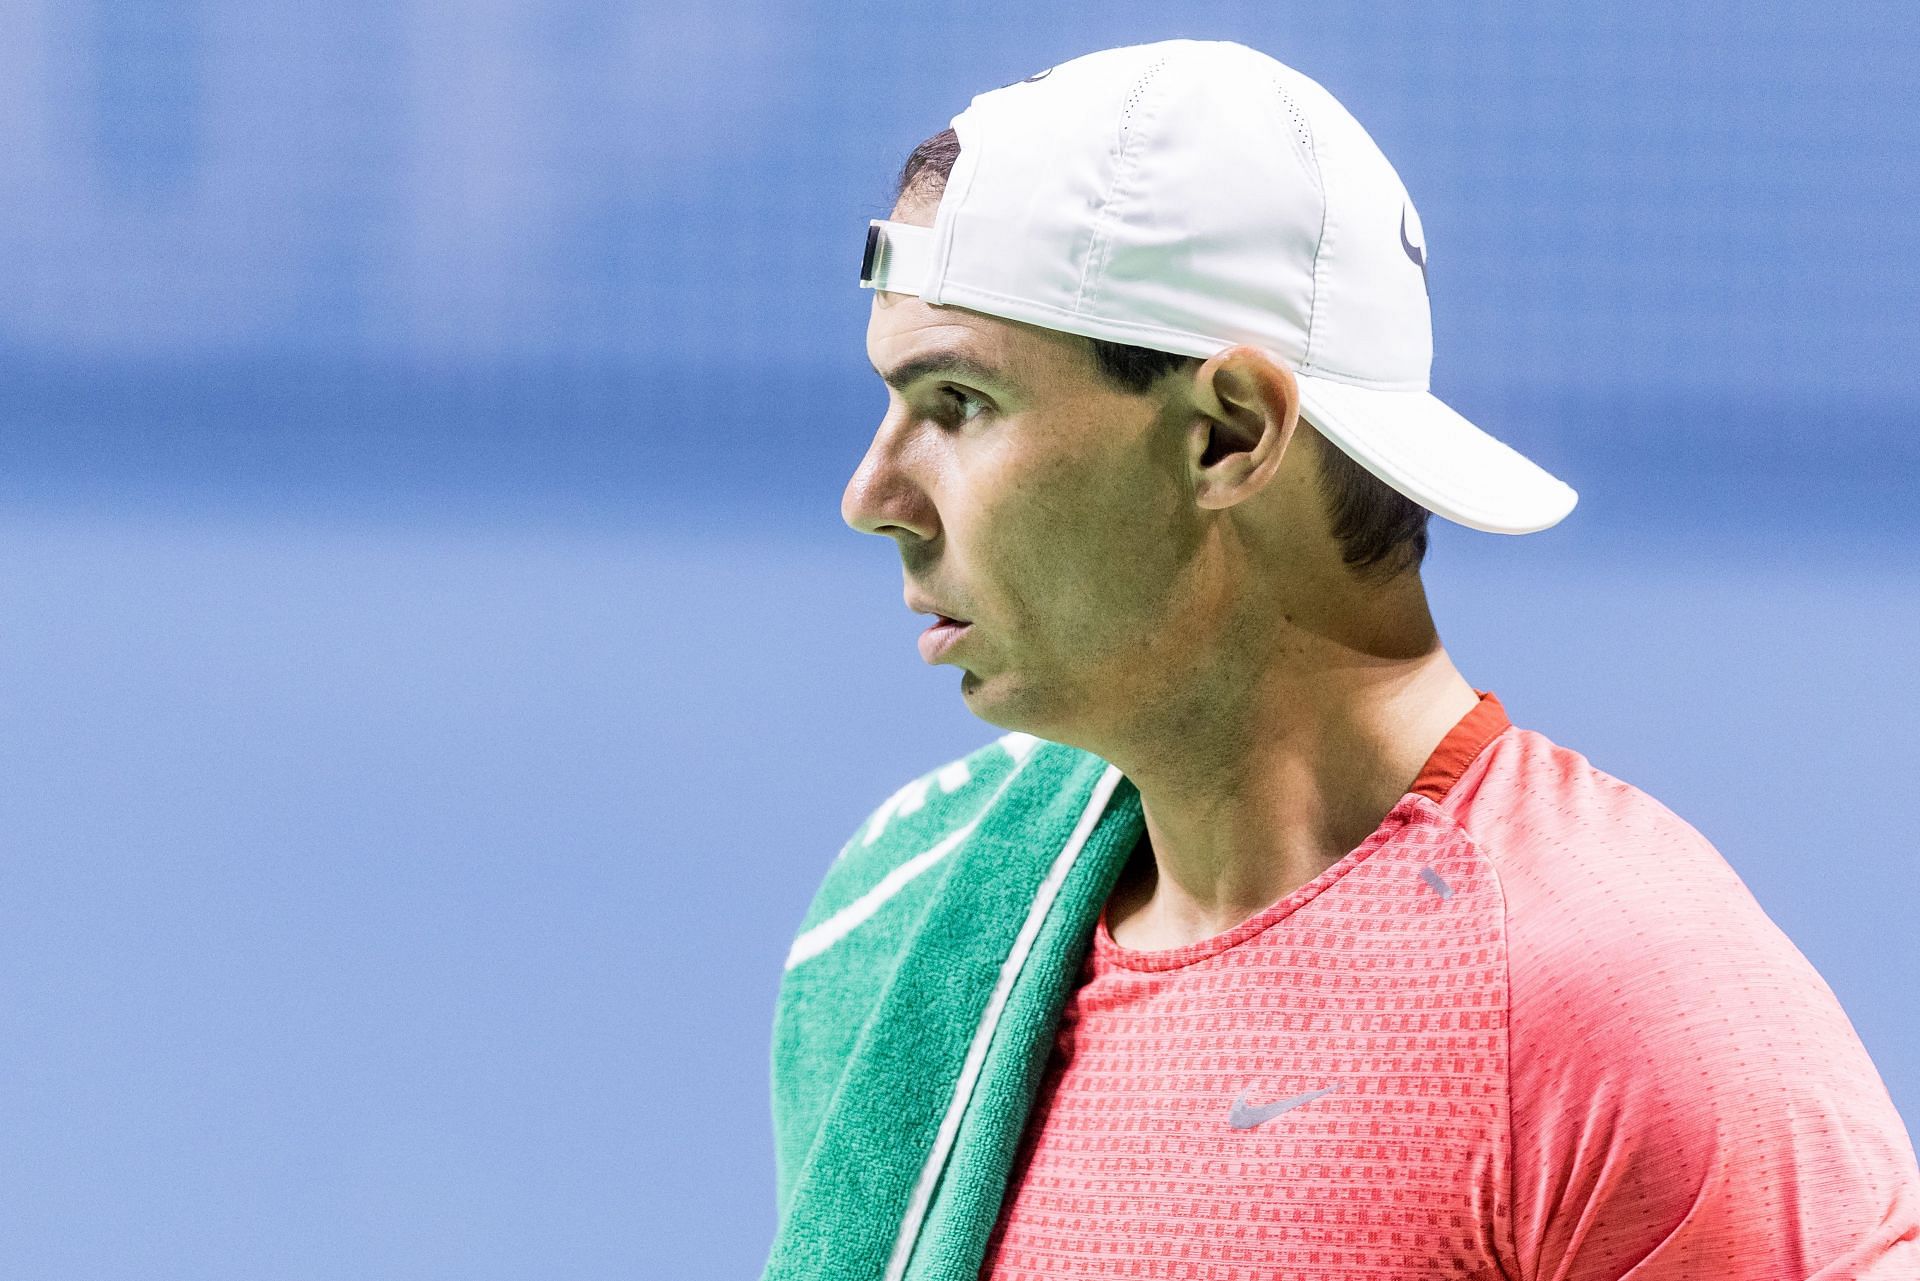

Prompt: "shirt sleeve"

[1498,807,1920,1280]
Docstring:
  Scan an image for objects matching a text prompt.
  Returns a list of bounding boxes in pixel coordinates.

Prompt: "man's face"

[844,201,1217,743]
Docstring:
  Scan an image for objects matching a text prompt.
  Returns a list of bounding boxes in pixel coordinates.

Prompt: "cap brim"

[1295,375,1577,535]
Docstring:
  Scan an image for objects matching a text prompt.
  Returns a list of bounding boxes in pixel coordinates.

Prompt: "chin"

[959,669,1073,742]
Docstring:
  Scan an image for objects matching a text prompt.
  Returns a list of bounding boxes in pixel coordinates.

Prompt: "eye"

[936,385,989,427]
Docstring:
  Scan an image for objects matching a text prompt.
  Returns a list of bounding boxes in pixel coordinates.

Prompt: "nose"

[841,416,937,542]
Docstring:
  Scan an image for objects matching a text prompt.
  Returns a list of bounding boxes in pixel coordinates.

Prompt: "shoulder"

[783,729,1054,968]
[843,730,1048,863]
[1449,727,1920,1274]
[1445,725,1781,984]
[826,729,1047,888]
[1451,725,1843,1063]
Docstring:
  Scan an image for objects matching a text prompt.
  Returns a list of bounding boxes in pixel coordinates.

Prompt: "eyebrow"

[869,348,1009,393]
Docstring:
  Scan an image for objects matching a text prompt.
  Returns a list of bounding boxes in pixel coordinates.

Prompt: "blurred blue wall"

[1,2,1915,1277]
[5,0,1916,519]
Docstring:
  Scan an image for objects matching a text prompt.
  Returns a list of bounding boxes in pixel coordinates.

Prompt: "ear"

[1183,345,1303,511]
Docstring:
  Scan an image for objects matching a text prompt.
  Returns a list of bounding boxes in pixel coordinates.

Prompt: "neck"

[1095,592,1481,951]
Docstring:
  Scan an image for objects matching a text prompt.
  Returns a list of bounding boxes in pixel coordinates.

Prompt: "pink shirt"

[980,690,1920,1278]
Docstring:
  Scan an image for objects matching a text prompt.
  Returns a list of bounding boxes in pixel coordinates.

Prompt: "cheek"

[959,420,1180,623]
[1006,471,1173,624]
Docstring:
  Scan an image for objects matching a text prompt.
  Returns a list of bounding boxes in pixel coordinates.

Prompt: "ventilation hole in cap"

[1119,54,1171,138]
[1275,83,1315,158]
[1273,78,1318,183]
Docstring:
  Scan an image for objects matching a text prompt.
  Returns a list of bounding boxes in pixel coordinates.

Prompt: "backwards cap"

[861,38,1577,535]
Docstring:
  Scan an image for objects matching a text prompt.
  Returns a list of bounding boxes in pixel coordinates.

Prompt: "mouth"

[918,615,971,662]
[906,593,970,626]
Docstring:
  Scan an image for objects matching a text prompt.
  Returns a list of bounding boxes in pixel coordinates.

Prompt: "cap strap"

[858,219,934,295]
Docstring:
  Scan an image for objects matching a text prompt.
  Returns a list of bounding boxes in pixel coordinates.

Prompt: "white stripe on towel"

[883,763,1126,1281]
[785,752,1035,972]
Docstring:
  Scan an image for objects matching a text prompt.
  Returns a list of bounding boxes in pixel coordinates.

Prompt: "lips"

[918,616,970,662]
[906,593,969,625]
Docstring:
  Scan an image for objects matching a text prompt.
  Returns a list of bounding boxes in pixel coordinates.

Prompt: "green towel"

[763,732,1146,1281]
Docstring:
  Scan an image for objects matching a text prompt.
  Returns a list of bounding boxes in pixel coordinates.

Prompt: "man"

[763,39,1920,1280]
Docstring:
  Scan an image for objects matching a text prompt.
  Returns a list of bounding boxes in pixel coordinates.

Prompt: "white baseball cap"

[858,38,1577,535]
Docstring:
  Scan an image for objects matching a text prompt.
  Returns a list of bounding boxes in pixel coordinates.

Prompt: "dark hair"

[894,127,1429,581]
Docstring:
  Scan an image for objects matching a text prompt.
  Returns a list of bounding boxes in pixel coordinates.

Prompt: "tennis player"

[765,38,1920,1280]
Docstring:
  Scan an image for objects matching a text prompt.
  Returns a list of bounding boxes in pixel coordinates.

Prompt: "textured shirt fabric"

[977,689,1920,1279]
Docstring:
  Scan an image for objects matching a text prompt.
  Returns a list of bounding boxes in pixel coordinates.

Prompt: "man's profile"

[763,39,1920,1280]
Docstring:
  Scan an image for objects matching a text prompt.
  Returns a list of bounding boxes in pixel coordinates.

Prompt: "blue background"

[2,2,1916,1276]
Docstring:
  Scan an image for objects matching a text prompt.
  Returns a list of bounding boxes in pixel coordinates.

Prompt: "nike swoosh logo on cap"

[1228,1083,1338,1129]
[1400,204,1428,293]
[999,66,1054,90]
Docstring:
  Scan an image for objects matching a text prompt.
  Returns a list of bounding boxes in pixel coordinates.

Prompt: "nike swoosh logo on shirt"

[1228,1083,1338,1129]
